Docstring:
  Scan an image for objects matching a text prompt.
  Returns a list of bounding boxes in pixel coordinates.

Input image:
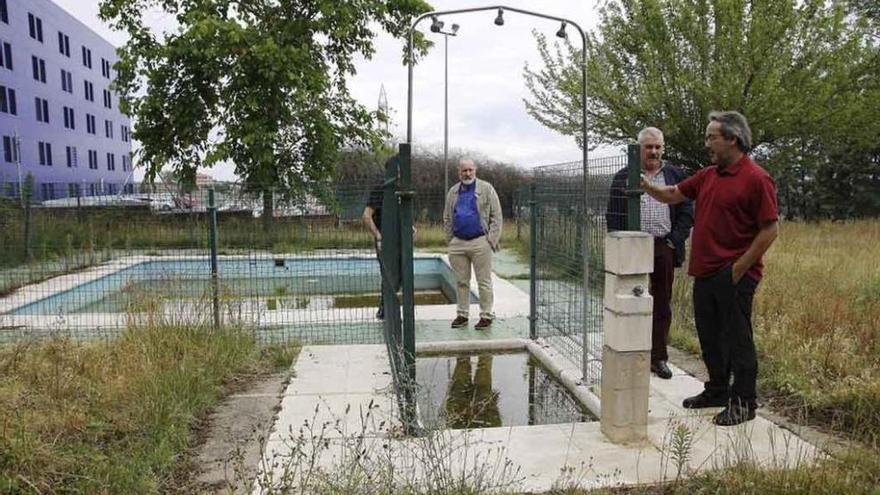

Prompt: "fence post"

[397,143,417,433]
[600,231,653,444]
[22,176,33,262]
[23,200,32,262]
[208,188,220,330]
[626,143,642,231]
[529,183,537,340]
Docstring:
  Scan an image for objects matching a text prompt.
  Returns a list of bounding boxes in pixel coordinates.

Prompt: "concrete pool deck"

[254,340,820,493]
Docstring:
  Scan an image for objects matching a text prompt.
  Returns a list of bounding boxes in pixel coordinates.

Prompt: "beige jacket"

[443,179,503,251]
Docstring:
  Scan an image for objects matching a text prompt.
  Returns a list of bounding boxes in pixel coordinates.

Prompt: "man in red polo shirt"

[640,111,778,426]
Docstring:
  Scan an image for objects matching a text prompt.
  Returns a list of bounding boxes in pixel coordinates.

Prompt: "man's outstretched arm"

[640,174,687,205]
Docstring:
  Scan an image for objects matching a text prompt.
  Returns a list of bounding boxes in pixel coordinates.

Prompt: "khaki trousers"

[448,236,494,319]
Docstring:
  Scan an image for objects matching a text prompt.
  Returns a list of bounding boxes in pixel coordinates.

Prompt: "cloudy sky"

[54,0,614,180]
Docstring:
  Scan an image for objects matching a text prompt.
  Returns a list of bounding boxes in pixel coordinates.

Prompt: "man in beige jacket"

[443,159,503,329]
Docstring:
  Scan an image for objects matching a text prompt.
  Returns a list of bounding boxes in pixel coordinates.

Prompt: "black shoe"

[375,307,384,320]
[682,392,729,409]
[474,318,493,330]
[713,402,756,426]
[651,360,673,379]
[451,316,469,328]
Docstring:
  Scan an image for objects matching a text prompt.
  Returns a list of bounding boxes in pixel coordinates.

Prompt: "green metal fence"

[530,151,638,386]
[0,176,444,348]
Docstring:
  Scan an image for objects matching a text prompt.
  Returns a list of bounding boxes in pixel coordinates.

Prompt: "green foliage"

[524,0,880,218]
[98,0,432,198]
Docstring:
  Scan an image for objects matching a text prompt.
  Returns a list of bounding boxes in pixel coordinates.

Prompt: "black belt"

[457,234,485,241]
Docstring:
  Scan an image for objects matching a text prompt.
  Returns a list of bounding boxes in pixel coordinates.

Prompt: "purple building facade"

[0,0,132,202]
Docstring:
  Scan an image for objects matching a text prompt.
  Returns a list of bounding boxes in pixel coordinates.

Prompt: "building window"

[0,41,12,70]
[38,141,53,166]
[31,56,46,83]
[35,97,49,123]
[105,119,114,139]
[1,0,8,24]
[102,88,112,109]
[120,125,130,142]
[63,106,76,130]
[66,146,78,168]
[88,149,98,170]
[3,135,18,163]
[86,113,96,134]
[28,13,44,42]
[106,152,115,171]
[0,85,16,115]
[58,32,70,57]
[40,183,55,200]
[101,58,112,78]
[60,69,73,93]
[81,46,92,68]
[83,80,94,102]
[68,183,80,198]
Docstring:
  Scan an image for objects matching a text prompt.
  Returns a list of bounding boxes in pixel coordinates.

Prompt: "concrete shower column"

[600,231,654,444]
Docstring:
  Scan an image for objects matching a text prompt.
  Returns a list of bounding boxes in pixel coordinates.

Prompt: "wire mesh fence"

[531,154,632,386]
[0,179,449,346]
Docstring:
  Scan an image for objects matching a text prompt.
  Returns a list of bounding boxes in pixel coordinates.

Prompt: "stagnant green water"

[416,352,596,429]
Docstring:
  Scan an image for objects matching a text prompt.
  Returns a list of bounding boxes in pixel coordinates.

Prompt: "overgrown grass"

[0,325,299,494]
[671,219,880,446]
[563,446,880,494]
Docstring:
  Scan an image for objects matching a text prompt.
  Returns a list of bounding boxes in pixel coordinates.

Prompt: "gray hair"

[637,127,664,144]
[709,111,752,152]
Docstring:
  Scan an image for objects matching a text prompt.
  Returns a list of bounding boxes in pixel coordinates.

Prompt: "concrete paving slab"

[256,339,823,494]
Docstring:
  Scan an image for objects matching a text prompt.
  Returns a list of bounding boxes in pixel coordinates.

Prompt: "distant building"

[195,172,213,188]
[0,0,133,202]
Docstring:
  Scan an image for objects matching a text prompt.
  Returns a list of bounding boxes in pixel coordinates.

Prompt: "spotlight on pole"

[430,15,444,33]
[494,8,504,26]
[451,23,460,35]
[556,21,568,39]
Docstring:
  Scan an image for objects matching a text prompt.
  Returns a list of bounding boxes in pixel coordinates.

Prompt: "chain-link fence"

[0,178,448,346]
[530,153,634,386]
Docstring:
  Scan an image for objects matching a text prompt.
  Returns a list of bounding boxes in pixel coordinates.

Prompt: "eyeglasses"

[704,133,724,142]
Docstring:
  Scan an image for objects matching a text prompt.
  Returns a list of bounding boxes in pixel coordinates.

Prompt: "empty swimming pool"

[8,255,475,316]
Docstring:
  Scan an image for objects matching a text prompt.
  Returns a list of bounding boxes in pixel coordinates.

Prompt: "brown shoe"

[475,318,493,330]
[451,316,469,328]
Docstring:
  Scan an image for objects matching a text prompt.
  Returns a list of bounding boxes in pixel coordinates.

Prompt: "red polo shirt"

[676,154,778,281]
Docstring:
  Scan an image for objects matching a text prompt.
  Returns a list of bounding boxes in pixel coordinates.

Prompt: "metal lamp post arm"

[406,5,587,157]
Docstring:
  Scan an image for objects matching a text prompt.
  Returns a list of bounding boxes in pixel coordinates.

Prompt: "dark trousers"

[649,239,675,363]
[693,266,759,408]
[375,240,385,310]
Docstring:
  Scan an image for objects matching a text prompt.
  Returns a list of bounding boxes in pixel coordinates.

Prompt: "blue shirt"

[453,182,484,239]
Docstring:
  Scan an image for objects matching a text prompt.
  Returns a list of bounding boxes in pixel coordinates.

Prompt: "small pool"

[416,351,596,429]
[9,256,475,315]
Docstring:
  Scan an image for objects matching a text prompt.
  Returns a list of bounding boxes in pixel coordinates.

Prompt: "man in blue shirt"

[443,159,503,330]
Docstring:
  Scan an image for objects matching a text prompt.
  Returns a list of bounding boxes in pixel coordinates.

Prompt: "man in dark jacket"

[606,127,693,379]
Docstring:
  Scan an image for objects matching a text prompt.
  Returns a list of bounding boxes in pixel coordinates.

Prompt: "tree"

[99,0,432,224]
[523,0,877,172]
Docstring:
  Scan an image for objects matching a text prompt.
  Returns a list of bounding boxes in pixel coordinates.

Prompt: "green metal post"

[208,188,220,330]
[626,143,642,231]
[529,183,537,340]
[398,143,416,432]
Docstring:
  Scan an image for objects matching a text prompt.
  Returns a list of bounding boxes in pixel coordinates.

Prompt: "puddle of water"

[416,352,595,429]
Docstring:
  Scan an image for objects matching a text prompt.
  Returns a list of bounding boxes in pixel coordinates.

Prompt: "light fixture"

[430,15,444,33]
[494,8,504,26]
[451,23,460,35]
[556,21,567,39]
